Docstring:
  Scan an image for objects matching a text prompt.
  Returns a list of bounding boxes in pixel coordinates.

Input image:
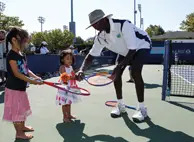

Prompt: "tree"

[146,25,165,37]
[31,31,47,46]
[31,29,74,51]
[75,36,84,45]
[46,29,74,50]
[85,37,94,45]
[180,12,194,32]
[0,14,24,31]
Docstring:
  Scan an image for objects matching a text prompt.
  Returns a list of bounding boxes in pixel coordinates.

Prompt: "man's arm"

[78,32,105,80]
[112,50,136,77]
[119,21,137,67]
[76,53,93,81]
[118,49,136,67]
[79,53,94,72]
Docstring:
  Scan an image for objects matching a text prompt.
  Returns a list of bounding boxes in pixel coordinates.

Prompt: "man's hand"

[119,49,136,67]
[76,70,85,81]
[112,64,124,77]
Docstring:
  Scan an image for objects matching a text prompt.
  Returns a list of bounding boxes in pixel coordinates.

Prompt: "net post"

[162,40,171,100]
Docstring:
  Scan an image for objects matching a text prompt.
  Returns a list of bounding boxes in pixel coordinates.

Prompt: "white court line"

[171,69,194,86]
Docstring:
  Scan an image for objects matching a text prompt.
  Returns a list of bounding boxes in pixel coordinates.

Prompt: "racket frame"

[43,81,90,96]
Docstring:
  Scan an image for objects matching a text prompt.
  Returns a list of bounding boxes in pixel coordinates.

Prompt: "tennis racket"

[84,69,115,87]
[105,101,136,110]
[43,81,90,96]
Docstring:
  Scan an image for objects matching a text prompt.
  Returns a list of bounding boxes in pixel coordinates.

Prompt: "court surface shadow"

[0,91,4,104]
[169,101,194,112]
[56,120,129,142]
[14,138,30,142]
[144,83,162,89]
[122,114,194,142]
[0,85,5,91]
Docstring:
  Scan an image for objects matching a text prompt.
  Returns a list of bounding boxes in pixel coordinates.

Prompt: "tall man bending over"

[78,9,151,122]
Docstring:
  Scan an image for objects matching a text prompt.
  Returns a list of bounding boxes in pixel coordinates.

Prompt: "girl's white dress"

[56,66,81,105]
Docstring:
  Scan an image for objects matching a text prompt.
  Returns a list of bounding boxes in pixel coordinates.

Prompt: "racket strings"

[60,85,89,95]
[44,81,90,96]
[69,87,88,94]
[87,75,112,84]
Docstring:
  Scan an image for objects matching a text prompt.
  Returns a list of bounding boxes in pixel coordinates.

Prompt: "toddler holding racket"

[56,49,81,123]
[3,27,43,140]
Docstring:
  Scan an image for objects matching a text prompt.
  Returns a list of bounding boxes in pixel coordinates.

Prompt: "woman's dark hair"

[6,27,29,50]
[60,49,75,65]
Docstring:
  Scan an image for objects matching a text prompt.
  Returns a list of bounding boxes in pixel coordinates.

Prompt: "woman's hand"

[30,79,43,85]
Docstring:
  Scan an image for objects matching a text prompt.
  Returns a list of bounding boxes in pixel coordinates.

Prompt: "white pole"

[134,0,136,25]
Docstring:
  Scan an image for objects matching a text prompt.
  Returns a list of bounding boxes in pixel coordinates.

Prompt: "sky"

[1,0,194,40]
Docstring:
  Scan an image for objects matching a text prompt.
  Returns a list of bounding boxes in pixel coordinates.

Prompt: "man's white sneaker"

[132,107,148,122]
[110,103,126,118]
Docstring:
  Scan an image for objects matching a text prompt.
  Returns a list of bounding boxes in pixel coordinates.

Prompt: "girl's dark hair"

[6,27,29,50]
[60,49,75,65]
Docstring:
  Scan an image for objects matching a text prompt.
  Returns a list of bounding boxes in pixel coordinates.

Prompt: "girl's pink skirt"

[3,88,32,122]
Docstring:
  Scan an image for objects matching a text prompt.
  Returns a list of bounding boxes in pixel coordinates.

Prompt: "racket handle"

[125,105,136,110]
[28,77,43,83]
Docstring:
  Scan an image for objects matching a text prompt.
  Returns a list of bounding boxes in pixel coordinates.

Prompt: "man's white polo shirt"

[89,18,151,57]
